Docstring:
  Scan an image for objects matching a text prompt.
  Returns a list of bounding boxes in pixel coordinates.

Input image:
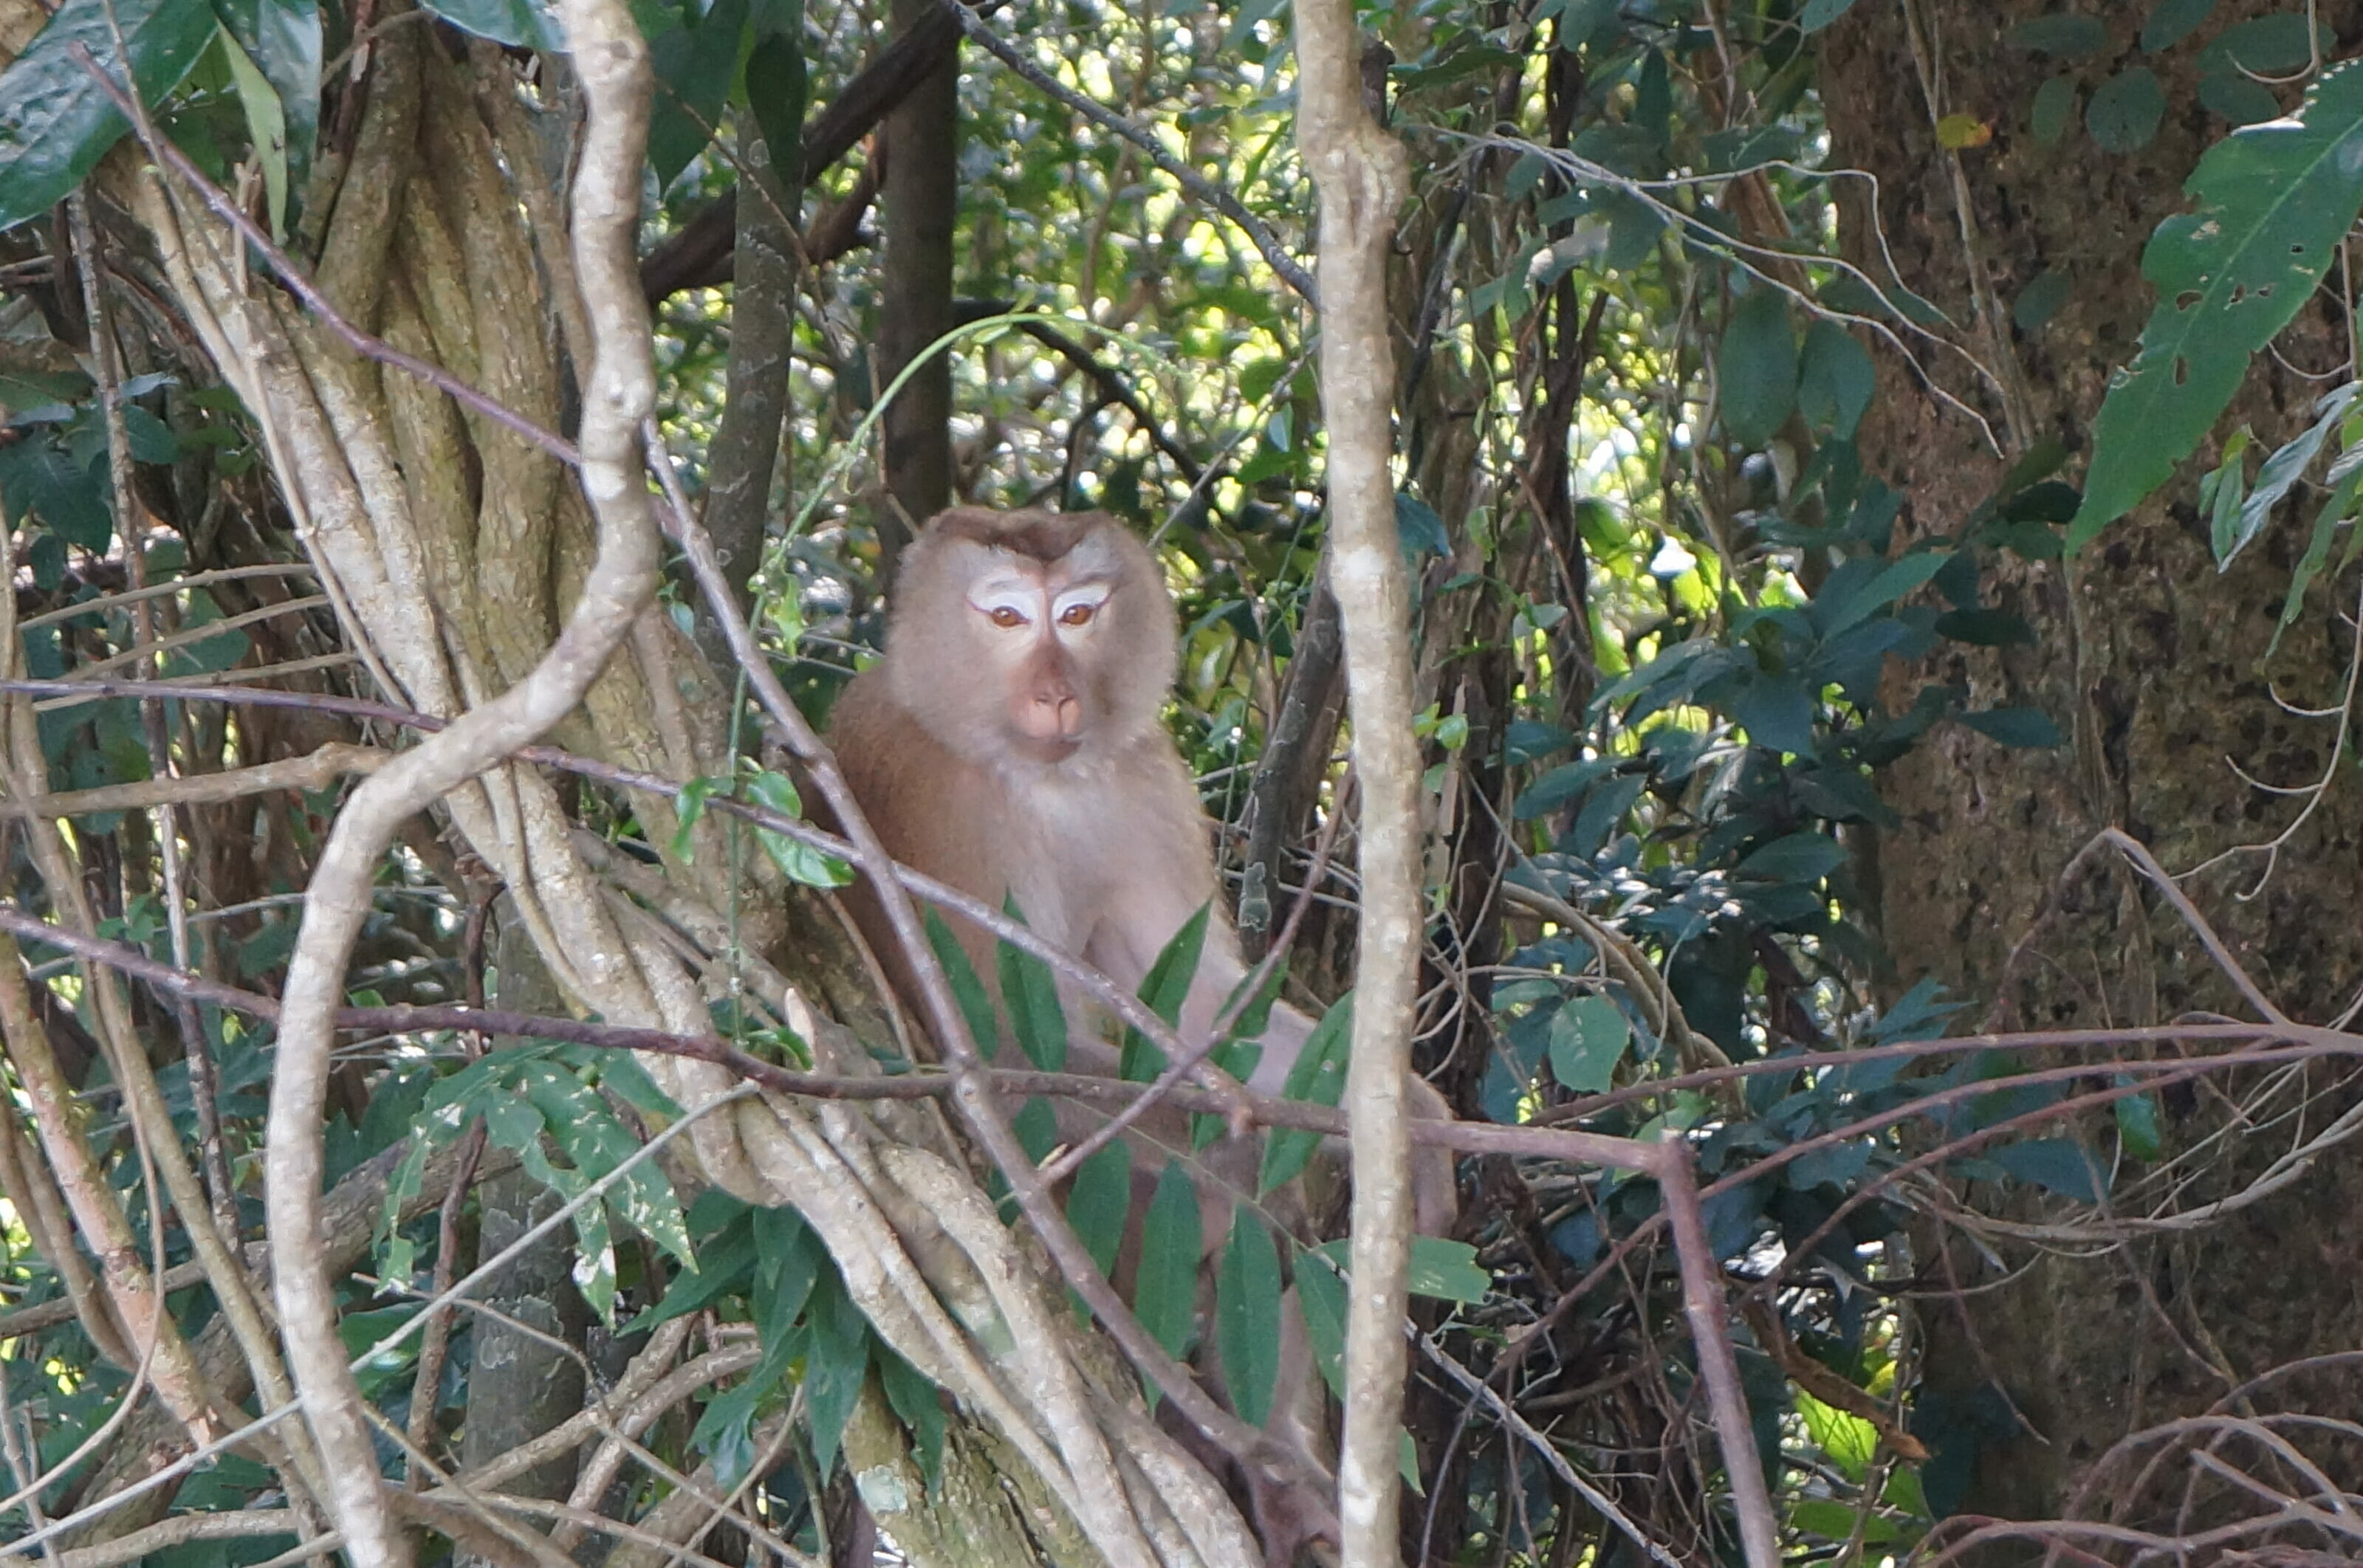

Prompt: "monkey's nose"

[1020,692,1083,742]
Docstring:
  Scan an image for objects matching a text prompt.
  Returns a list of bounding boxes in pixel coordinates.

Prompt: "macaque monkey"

[826,506,1453,1557]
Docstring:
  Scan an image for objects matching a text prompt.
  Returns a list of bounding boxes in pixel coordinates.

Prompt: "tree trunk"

[877,0,958,576]
[1822,0,2363,1525]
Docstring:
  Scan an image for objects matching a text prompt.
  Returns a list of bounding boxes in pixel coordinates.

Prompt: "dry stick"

[64,191,239,1248]
[1293,2,1429,1561]
[252,0,660,1558]
[647,452,1335,1527]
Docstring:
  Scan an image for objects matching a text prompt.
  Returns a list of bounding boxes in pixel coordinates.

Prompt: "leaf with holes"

[0,0,216,233]
[2072,61,2363,545]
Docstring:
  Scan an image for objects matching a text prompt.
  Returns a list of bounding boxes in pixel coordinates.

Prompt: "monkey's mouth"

[1008,732,1084,764]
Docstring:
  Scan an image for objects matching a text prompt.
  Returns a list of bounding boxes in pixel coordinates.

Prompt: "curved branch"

[260,0,660,1558]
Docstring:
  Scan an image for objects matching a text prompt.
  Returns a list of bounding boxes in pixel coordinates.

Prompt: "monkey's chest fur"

[826,667,1224,1035]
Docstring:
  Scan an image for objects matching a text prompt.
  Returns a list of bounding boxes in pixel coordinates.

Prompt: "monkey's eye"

[987,606,1026,629]
[1058,602,1096,627]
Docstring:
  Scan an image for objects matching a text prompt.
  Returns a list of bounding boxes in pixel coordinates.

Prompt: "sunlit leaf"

[2074,61,2363,543]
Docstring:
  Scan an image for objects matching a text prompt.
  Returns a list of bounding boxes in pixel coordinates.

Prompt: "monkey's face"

[885,514,1179,772]
[962,549,1117,763]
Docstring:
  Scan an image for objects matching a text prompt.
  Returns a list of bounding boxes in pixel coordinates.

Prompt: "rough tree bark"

[1821,0,2363,1526]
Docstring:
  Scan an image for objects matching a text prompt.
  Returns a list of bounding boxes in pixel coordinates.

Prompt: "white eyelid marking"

[1052,583,1112,623]
[970,585,1044,625]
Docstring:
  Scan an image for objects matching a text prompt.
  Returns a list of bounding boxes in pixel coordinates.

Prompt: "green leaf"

[213,0,320,187]
[744,768,852,887]
[1798,0,1859,34]
[2203,427,2254,563]
[214,28,288,240]
[1735,831,1848,884]
[1119,903,1210,1080]
[420,0,563,50]
[1259,994,1352,1194]
[2270,461,2363,651]
[2223,383,2358,567]
[1822,550,1949,633]
[0,439,110,549]
[874,1346,944,1482]
[2011,13,2107,58]
[2072,61,2363,546]
[922,909,998,1059]
[648,0,751,190]
[2030,74,2078,148]
[1959,706,2063,748]
[1393,492,1451,560]
[2087,66,2165,154]
[1294,1248,1347,1400]
[2199,72,2281,127]
[2114,1081,2164,1160]
[2140,0,2215,52]
[997,898,1068,1072]
[669,774,718,862]
[1987,1137,2103,1202]
[1065,1138,1131,1283]
[2201,14,2327,77]
[1545,994,1630,1094]
[803,1270,868,1476]
[1216,1208,1282,1428]
[1797,319,1873,439]
[744,0,806,190]
[0,0,216,233]
[1133,1159,1203,1394]
[1405,1236,1489,1304]
[1719,287,1798,449]
[2012,269,2071,334]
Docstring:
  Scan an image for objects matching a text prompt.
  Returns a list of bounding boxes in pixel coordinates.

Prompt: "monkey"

[825,504,1278,1085]
[824,505,1454,1559]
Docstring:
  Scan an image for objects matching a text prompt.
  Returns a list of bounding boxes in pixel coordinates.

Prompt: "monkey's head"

[883,508,1179,768]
